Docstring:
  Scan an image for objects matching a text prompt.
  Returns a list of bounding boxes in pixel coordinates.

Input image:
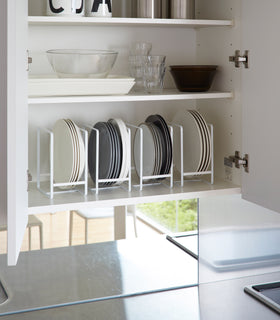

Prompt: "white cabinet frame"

[0,0,28,265]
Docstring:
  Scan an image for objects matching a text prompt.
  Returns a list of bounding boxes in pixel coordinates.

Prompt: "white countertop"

[0,271,279,320]
[199,271,280,320]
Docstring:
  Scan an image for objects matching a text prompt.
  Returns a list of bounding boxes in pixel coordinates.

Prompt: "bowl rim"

[46,49,118,55]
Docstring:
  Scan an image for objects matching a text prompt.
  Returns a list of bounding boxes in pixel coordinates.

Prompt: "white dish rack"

[36,126,88,199]
[36,122,214,199]
[174,123,214,187]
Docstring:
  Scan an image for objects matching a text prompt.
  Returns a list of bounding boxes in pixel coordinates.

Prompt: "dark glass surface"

[245,282,280,315]
[254,282,280,304]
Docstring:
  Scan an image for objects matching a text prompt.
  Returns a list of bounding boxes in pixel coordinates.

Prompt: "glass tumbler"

[128,55,149,91]
[143,55,166,93]
[129,41,152,56]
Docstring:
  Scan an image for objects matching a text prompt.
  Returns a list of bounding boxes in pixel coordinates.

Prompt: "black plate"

[88,122,114,186]
[109,120,123,180]
[146,114,172,175]
[107,121,122,185]
[149,122,163,176]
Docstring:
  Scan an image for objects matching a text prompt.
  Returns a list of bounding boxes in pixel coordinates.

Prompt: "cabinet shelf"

[28,90,233,105]
[28,16,234,28]
[28,179,241,214]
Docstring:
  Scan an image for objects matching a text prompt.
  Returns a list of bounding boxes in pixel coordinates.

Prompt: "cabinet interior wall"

[28,24,197,180]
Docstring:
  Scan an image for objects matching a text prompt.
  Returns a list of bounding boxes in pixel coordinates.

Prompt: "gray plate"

[88,122,114,186]
[134,123,156,178]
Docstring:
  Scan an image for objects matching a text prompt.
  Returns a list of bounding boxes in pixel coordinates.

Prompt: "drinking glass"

[128,55,149,90]
[143,55,166,93]
[129,42,152,56]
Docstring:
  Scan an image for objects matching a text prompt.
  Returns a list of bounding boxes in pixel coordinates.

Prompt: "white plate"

[188,110,208,172]
[65,119,79,183]
[186,111,206,173]
[172,109,203,173]
[191,110,211,171]
[28,75,135,97]
[53,119,75,186]
[133,123,156,178]
[67,119,85,182]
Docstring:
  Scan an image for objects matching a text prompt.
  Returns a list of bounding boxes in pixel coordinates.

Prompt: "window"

[136,199,198,234]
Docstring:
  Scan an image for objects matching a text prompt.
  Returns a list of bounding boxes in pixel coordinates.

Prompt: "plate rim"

[190,110,211,171]
[172,109,203,173]
[53,119,75,186]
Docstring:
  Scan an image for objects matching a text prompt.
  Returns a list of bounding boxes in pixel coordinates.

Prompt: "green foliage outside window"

[136,199,197,232]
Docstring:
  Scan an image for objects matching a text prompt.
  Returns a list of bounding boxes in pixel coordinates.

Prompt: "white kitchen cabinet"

[1,0,278,265]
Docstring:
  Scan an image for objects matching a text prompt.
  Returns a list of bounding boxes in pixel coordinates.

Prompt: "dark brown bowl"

[169,65,218,92]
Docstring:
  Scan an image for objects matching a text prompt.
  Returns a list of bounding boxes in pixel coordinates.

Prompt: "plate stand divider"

[85,124,132,195]
[172,122,214,186]
[128,123,175,191]
[36,126,88,199]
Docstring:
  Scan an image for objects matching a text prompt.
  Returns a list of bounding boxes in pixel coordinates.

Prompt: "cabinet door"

[242,0,280,213]
[0,0,28,265]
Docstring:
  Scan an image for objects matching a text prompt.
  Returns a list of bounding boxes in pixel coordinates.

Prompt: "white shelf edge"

[28,16,234,28]
[28,179,241,214]
[28,90,233,105]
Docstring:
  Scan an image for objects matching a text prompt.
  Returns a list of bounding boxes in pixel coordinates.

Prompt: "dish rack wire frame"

[173,122,214,186]
[86,124,132,195]
[129,123,174,191]
[36,126,88,199]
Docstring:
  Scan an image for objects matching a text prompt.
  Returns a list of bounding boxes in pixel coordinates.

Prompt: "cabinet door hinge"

[224,151,249,173]
[229,50,249,68]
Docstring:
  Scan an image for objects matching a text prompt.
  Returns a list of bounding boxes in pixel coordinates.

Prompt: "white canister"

[170,0,195,19]
[86,0,112,17]
[46,0,85,16]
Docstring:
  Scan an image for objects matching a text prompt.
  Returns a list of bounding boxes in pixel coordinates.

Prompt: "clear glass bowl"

[46,49,118,78]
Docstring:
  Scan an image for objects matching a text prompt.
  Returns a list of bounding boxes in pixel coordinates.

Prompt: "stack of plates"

[172,109,211,174]
[88,118,129,186]
[53,119,85,188]
[133,114,172,180]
